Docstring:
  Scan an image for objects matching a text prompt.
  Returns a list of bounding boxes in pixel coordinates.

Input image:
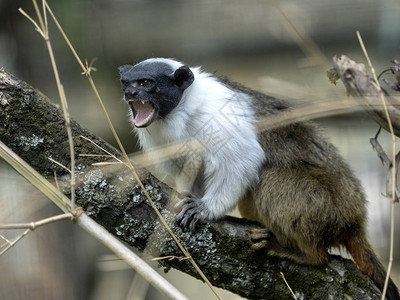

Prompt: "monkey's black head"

[118,59,194,128]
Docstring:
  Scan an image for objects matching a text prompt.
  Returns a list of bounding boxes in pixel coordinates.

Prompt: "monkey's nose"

[124,87,138,100]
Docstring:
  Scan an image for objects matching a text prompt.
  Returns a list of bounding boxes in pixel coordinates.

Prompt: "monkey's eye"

[137,79,153,87]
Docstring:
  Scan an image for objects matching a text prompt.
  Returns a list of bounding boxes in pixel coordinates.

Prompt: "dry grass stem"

[79,154,115,158]
[152,255,190,262]
[0,235,12,245]
[357,31,397,300]
[257,96,358,133]
[0,213,73,256]
[272,2,330,69]
[0,228,31,256]
[18,8,45,38]
[0,213,73,230]
[21,1,77,209]
[280,272,297,299]
[0,141,72,211]
[22,2,221,298]
[92,162,124,166]
[48,157,72,174]
[79,135,124,164]
[53,170,60,191]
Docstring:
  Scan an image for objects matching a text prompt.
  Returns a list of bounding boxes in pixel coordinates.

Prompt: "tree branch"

[330,55,400,137]
[0,213,73,230]
[0,67,382,299]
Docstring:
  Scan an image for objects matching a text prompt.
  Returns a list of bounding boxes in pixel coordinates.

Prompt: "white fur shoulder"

[134,61,259,152]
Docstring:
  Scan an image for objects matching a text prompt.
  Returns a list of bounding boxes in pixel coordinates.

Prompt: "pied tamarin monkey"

[118,58,399,300]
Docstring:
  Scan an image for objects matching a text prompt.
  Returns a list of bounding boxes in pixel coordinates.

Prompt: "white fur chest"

[132,66,264,189]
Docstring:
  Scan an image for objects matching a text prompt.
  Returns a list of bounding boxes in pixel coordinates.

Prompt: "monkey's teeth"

[130,100,155,128]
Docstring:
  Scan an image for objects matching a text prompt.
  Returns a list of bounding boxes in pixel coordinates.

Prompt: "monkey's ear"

[174,66,194,90]
[118,64,132,75]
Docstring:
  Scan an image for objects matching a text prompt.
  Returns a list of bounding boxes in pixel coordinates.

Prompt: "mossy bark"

[0,67,382,299]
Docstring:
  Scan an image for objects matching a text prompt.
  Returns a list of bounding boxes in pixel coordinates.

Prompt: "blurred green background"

[1,0,400,299]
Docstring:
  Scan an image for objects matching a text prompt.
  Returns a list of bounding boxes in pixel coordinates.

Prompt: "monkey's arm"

[177,135,265,229]
[175,150,202,194]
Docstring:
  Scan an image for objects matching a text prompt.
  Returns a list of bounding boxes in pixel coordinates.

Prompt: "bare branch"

[0,213,73,230]
[356,31,397,300]
[0,213,73,256]
[330,55,400,137]
[0,228,31,256]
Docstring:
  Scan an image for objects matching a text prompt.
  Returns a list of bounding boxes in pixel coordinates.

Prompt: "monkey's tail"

[345,235,400,300]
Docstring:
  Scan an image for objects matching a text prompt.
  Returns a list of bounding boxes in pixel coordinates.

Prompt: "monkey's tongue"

[130,101,156,128]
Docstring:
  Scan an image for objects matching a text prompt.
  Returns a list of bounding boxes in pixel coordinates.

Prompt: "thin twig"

[48,157,72,174]
[32,0,45,35]
[0,141,71,211]
[79,154,114,158]
[23,0,77,209]
[0,235,12,245]
[18,8,45,38]
[53,170,60,191]
[357,31,397,300]
[58,83,76,208]
[0,213,73,256]
[0,213,73,230]
[42,2,85,71]
[370,137,391,167]
[272,2,330,69]
[280,272,297,299]
[80,135,124,164]
[91,162,124,167]
[0,228,30,256]
[152,255,189,262]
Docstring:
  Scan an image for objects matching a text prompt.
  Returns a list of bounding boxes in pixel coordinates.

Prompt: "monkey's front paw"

[250,228,271,250]
[175,195,210,231]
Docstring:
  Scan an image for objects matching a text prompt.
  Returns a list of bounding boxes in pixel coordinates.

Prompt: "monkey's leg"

[238,192,259,221]
[251,229,330,265]
[175,156,202,195]
[270,244,329,265]
[172,155,202,214]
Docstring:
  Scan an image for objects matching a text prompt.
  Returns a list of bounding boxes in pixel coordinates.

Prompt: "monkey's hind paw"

[251,240,269,250]
[250,228,271,250]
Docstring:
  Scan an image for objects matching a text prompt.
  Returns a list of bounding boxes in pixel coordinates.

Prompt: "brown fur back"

[227,78,399,299]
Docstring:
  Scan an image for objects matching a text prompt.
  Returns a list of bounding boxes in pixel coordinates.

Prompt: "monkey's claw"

[175,195,208,231]
[251,228,271,250]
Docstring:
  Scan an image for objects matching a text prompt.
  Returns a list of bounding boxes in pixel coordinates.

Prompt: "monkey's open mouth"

[129,100,156,128]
